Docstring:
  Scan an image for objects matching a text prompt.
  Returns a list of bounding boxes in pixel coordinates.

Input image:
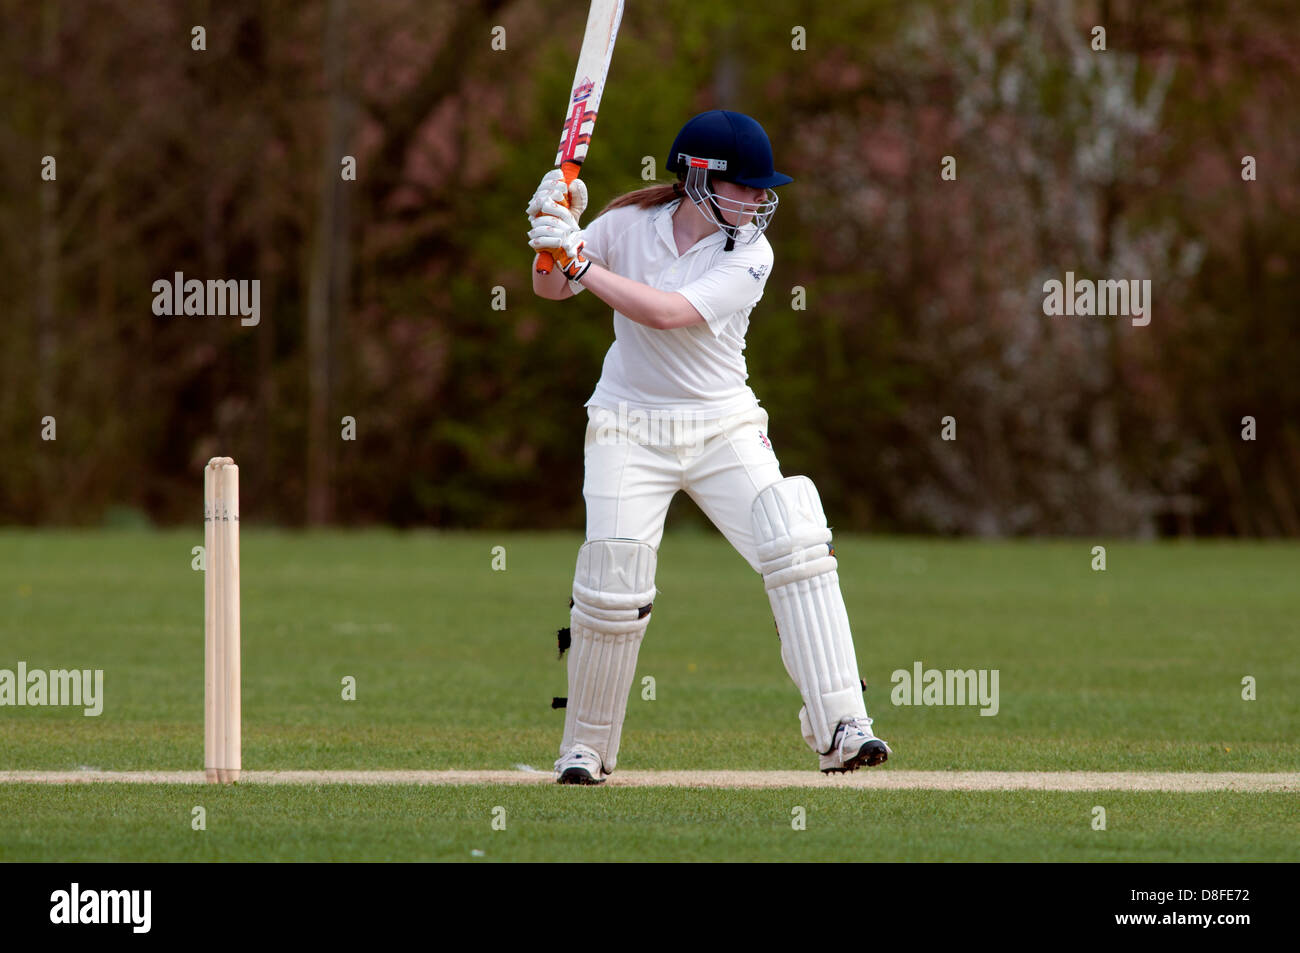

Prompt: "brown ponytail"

[598,181,683,217]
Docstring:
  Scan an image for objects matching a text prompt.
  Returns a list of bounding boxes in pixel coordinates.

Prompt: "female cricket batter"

[527,110,889,784]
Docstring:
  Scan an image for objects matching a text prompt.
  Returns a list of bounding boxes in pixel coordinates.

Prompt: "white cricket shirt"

[573,199,774,417]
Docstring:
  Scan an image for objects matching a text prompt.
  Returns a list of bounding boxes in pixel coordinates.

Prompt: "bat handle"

[535,160,582,275]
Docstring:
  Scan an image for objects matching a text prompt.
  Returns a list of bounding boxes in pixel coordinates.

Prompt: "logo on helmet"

[684,155,727,171]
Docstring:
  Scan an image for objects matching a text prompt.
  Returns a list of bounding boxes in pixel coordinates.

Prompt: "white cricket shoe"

[820,716,891,773]
[554,743,609,785]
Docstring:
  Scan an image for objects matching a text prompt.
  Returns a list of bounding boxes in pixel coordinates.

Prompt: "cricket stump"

[204,457,242,784]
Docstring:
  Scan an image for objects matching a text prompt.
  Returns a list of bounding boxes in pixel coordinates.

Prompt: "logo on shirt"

[758,431,772,451]
[747,264,768,281]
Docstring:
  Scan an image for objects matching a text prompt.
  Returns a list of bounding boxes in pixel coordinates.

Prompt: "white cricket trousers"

[582,401,784,571]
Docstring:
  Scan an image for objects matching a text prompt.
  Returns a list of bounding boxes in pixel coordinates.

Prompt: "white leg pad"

[752,476,866,754]
[560,538,657,773]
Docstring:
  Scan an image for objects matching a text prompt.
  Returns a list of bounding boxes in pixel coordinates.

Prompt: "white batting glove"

[526,169,588,223]
[528,203,591,280]
[566,177,588,220]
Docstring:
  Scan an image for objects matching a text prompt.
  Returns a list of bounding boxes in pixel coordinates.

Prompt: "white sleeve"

[675,241,774,337]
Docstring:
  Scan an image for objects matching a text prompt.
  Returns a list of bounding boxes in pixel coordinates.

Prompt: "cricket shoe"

[554,743,609,785]
[819,716,890,774]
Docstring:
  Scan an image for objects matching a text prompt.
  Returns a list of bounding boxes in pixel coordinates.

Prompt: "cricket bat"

[535,0,624,275]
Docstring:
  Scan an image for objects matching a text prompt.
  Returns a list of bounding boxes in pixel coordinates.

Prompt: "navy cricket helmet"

[665,110,791,248]
[666,110,793,189]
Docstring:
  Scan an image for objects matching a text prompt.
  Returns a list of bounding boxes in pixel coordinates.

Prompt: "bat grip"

[535,160,582,275]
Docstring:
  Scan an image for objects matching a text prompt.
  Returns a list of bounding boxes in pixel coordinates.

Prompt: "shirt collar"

[654,199,727,259]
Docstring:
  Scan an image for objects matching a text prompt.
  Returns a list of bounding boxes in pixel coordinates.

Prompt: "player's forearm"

[578,264,700,330]
[531,257,574,300]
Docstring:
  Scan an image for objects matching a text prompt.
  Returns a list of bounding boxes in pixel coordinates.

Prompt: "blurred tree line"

[1,0,1297,535]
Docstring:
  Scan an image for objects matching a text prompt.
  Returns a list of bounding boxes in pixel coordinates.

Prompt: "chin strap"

[706,193,737,252]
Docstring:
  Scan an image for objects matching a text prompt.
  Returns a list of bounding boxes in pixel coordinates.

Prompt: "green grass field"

[1,530,1297,861]
[3,786,1296,863]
